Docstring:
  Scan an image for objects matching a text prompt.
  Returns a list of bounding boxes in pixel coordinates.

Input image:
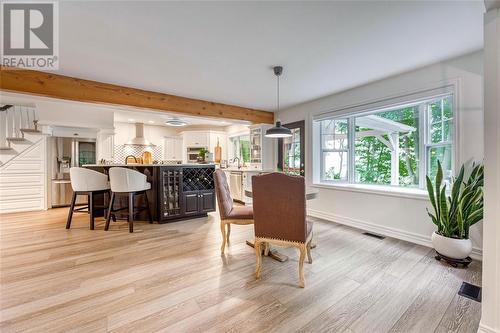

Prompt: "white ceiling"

[113,109,247,127]
[57,1,484,111]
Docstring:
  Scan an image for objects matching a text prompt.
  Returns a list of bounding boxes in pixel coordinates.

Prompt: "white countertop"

[83,163,216,167]
[220,167,274,173]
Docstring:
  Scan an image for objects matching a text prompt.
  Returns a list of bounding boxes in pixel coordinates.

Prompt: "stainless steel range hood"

[125,123,155,146]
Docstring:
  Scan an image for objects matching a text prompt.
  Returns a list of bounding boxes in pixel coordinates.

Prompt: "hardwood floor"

[0,208,481,332]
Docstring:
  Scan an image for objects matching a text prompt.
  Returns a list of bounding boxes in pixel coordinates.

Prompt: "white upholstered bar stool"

[105,167,153,233]
[67,167,111,230]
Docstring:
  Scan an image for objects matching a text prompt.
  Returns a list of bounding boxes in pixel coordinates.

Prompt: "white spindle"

[13,106,20,138]
[20,106,25,129]
[6,108,13,138]
[23,106,30,130]
[32,108,36,128]
[0,110,6,147]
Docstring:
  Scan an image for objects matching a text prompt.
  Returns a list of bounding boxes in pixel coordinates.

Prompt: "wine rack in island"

[160,168,182,218]
[159,165,216,222]
[85,164,216,223]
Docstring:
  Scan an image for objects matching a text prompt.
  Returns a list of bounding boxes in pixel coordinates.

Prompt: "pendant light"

[265,66,292,138]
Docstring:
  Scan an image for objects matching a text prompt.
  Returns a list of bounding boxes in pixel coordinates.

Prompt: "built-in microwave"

[186,147,207,163]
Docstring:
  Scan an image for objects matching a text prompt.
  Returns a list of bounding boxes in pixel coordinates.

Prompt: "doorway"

[278,120,305,176]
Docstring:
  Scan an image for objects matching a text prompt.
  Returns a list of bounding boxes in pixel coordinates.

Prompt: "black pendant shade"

[265,66,292,138]
[265,120,292,138]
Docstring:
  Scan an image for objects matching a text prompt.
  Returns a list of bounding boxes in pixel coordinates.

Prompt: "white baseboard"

[478,323,499,333]
[307,208,483,261]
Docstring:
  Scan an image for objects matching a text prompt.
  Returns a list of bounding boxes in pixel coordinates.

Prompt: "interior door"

[278,120,305,176]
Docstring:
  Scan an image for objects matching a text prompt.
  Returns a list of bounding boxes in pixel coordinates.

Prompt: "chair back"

[70,167,109,192]
[109,167,148,192]
[214,170,233,219]
[252,173,307,243]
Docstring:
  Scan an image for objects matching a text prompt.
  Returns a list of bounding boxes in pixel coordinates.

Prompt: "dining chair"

[67,167,111,230]
[252,172,313,288]
[214,170,254,254]
[105,167,153,233]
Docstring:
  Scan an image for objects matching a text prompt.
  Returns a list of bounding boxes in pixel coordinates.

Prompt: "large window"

[316,94,454,189]
[229,135,250,163]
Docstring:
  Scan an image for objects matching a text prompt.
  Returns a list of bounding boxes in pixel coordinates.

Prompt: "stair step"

[6,137,27,142]
[0,147,15,152]
[20,128,42,134]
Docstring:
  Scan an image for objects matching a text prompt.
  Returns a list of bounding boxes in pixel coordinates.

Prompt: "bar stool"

[67,167,111,230]
[105,167,153,233]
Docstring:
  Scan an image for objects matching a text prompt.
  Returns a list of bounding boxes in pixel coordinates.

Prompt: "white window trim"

[312,83,460,194]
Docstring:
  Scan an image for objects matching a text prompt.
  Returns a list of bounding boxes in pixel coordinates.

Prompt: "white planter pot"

[431,231,472,259]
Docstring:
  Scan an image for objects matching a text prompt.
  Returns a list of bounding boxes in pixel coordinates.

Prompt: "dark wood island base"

[84,164,216,223]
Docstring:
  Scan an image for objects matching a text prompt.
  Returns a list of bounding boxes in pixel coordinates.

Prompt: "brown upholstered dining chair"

[252,172,313,288]
[214,170,254,254]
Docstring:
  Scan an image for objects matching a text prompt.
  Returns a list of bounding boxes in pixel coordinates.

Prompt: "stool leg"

[144,192,153,224]
[89,192,95,230]
[66,192,77,229]
[128,193,134,233]
[105,192,115,231]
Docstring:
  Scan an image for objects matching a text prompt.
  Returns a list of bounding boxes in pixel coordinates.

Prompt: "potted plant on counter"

[426,161,483,264]
[197,148,208,163]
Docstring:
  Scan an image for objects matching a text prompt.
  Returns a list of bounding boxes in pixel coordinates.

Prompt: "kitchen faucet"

[125,155,138,164]
[232,157,241,169]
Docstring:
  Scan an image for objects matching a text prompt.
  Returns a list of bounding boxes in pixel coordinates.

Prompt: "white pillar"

[389,132,399,186]
[480,3,500,333]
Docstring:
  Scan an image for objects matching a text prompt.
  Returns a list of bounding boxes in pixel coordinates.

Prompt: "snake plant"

[426,161,484,239]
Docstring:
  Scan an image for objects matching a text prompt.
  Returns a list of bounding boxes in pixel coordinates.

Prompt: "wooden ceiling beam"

[0,66,274,124]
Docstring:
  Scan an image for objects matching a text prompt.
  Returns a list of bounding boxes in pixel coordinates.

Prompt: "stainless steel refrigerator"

[49,137,97,207]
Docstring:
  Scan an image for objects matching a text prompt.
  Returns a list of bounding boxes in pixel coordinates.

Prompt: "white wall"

[480,6,500,333]
[277,51,484,256]
[0,92,115,130]
[0,136,47,214]
[113,122,180,146]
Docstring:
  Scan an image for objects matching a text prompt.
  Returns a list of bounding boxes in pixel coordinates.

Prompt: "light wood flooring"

[0,208,482,332]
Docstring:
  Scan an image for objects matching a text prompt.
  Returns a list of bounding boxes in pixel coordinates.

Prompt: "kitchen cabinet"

[97,129,115,161]
[85,164,216,223]
[182,131,209,147]
[249,124,275,170]
[163,136,183,160]
[183,191,215,215]
[181,130,227,163]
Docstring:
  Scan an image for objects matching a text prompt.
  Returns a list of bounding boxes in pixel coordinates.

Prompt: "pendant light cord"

[277,74,280,112]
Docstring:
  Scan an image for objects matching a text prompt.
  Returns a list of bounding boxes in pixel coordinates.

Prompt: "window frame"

[313,87,457,191]
[319,118,350,182]
[229,134,250,163]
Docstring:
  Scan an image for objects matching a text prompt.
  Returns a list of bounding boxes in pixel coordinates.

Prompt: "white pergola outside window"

[315,92,455,190]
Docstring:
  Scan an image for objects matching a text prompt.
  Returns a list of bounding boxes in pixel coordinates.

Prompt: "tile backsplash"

[114,145,163,163]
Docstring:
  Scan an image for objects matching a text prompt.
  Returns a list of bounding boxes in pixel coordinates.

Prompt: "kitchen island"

[84,164,216,223]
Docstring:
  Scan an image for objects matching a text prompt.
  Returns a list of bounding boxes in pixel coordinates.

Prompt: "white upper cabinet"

[163,136,183,161]
[249,124,275,170]
[96,129,115,161]
[182,131,209,147]
[181,130,227,162]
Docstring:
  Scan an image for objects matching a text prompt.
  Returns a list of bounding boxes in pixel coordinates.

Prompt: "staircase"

[0,105,43,166]
[0,105,47,213]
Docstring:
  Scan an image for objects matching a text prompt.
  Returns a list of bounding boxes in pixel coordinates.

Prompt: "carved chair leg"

[298,244,306,288]
[307,241,313,264]
[220,222,227,254]
[226,223,231,243]
[254,240,262,279]
[264,242,270,256]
